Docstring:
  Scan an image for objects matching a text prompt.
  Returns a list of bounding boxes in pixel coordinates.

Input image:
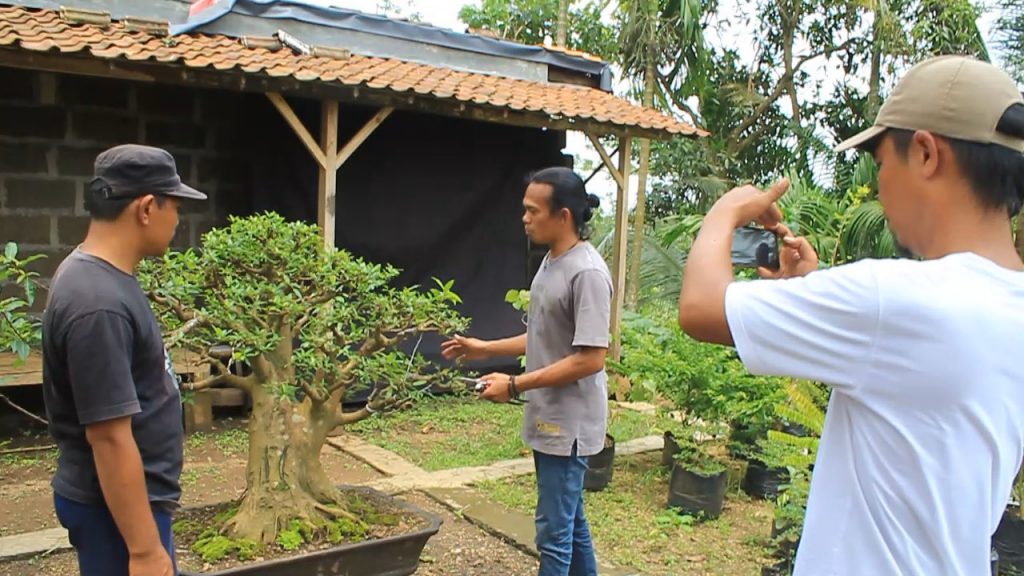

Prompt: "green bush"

[612,305,784,440]
[0,242,43,361]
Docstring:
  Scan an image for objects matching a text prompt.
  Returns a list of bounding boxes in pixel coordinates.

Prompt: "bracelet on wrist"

[509,374,519,398]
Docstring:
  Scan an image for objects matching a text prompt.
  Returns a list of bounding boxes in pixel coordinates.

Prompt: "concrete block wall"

[0,66,251,287]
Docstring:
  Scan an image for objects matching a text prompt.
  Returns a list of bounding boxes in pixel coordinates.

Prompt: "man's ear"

[912,130,941,179]
[136,195,157,224]
[559,206,573,223]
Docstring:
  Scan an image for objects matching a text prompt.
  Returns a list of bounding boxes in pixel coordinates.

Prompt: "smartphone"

[732,226,779,270]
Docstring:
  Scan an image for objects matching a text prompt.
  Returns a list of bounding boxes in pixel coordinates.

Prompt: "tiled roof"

[0,5,704,139]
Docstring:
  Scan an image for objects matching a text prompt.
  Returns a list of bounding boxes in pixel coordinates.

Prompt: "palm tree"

[618,0,708,309]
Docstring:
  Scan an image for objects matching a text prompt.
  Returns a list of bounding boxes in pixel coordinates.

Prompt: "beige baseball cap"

[835,55,1024,153]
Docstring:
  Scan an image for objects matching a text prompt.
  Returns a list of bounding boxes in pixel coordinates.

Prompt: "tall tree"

[995,0,1024,83]
[618,0,707,308]
[459,0,616,58]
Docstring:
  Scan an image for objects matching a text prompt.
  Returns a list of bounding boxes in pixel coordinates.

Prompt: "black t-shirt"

[42,249,183,511]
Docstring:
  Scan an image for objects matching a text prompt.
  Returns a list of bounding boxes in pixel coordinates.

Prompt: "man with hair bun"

[442,166,612,576]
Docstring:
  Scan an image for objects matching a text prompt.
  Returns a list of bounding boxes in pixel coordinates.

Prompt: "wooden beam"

[585,132,625,190]
[1,350,203,388]
[335,106,394,170]
[609,136,632,362]
[0,49,696,141]
[318,100,339,249]
[266,92,327,169]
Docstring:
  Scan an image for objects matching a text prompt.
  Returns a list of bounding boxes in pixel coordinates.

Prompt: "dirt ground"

[1,491,539,576]
[0,417,381,537]
[1,417,540,575]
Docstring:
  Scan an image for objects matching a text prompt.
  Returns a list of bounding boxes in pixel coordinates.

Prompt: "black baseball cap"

[90,144,207,201]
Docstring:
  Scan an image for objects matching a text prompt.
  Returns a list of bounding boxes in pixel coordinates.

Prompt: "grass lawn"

[477,452,775,576]
[349,395,672,471]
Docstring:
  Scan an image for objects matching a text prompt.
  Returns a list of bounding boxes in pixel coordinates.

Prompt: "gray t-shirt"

[42,250,183,511]
[522,242,612,457]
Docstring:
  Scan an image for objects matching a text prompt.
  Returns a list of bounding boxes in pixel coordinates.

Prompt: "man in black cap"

[42,144,206,576]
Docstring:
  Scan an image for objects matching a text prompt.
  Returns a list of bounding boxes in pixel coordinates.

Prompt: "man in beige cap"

[677,55,1024,575]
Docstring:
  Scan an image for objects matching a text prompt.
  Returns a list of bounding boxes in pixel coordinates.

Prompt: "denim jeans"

[54,492,178,576]
[534,441,599,576]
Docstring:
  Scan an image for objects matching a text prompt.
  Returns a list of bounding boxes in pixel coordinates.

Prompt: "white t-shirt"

[725,253,1024,576]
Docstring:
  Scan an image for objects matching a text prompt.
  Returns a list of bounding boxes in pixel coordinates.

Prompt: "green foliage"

[213,505,239,525]
[504,289,530,312]
[193,532,239,563]
[138,213,468,409]
[504,288,530,367]
[0,242,44,362]
[654,507,697,531]
[671,424,728,477]
[612,306,784,437]
[276,520,311,551]
[909,0,990,61]
[171,519,201,534]
[758,380,827,472]
[190,518,258,565]
[1013,471,1024,520]
[770,469,811,557]
[458,0,617,59]
[757,380,827,567]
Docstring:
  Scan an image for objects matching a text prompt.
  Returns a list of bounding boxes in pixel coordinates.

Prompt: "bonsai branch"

[298,377,325,404]
[295,294,337,331]
[148,292,194,322]
[187,356,255,392]
[332,396,403,427]
[163,315,205,350]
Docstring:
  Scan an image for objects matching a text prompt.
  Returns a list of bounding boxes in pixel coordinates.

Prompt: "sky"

[299,0,1012,212]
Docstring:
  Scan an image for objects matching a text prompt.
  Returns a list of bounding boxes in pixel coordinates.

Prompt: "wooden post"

[319,100,339,249]
[265,93,393,250]
[610,137,631,361]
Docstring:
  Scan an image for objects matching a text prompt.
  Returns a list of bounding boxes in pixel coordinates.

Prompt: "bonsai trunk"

[223,384,349,545]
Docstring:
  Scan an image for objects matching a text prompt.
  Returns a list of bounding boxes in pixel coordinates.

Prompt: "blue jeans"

[534,441,598,576]
[54,492,178,576]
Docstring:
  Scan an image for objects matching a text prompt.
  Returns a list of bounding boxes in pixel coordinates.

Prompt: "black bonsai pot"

[179,486,441,576]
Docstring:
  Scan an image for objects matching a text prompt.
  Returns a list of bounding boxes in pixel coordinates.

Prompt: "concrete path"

[0,528,69,561]
[328,433,664,495]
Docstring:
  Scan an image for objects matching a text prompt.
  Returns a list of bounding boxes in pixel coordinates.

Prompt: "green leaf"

[4,242,17,260]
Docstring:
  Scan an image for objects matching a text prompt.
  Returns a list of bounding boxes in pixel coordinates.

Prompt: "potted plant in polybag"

[665,423,729,520]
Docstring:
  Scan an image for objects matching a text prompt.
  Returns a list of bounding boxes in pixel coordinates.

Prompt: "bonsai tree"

[138,213,467,548]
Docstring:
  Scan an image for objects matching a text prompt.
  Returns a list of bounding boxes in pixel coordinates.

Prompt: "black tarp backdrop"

[239,95,570,400]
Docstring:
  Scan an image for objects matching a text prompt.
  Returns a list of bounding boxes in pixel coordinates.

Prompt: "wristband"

[509,374,519,399]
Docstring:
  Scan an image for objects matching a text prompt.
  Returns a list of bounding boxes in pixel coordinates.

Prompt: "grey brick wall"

[0,66,250,288]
